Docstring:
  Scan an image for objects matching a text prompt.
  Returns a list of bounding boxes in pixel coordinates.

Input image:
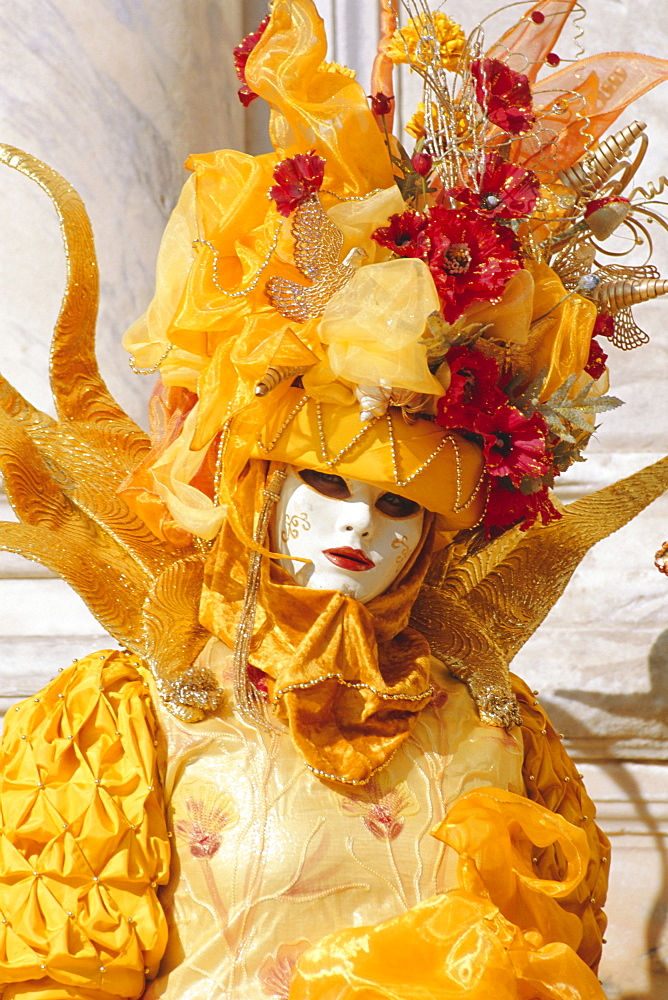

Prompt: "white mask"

[271,466,425,603]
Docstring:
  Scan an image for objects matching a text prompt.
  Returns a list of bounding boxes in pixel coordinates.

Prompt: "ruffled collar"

[199,461,435,784]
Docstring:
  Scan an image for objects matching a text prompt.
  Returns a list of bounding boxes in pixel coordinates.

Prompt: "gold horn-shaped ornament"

[255,365,309,396]
[558,121,647,198]
[596,278,668,313]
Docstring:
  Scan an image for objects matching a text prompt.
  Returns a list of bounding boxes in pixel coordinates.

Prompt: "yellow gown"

[0,644,609,1000]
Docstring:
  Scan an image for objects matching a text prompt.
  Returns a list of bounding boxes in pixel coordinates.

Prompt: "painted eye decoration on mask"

[297,469,423,519]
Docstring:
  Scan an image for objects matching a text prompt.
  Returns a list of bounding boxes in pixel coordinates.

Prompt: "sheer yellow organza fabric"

[200,461,439,785]
[0,651,170,1000]
[245,0,394,194]
[288,787,605,1000]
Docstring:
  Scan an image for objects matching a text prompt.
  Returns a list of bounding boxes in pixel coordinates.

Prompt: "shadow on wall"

[541,629,668,1000]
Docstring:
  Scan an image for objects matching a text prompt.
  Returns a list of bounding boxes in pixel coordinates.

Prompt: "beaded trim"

[128,343,173,376]
[194,223,282,298]
[320,187,384,202]
[386,412,452,488]
[256,395,310,454]
[387,410,486,511]
[213,416,233,508]
[232,467,288,730]
[315,402,382,467]
[304,742,402,786]
[273,672,434,703]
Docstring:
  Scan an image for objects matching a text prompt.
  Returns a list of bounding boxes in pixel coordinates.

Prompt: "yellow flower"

[318,59,356,79]
[387,13,466,71]
[405,102,471,146]
[405,102,432,141]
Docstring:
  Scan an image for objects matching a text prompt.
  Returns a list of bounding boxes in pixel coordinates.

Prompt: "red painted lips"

[323,547,375,572]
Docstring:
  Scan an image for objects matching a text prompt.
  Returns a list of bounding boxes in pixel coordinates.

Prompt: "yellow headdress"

[122,0,668,555]
[114,0,668,780]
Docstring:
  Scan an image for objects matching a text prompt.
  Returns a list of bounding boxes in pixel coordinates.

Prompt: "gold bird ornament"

[266,195,367,322]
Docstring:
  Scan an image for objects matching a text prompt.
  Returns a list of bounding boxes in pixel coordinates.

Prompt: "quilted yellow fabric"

[0,650,170,1000]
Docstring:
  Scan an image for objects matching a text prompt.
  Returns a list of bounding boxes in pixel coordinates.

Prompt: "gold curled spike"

[255,365,309,397]
[596,278,668,313]
[0,144,146,448]
[558,121,647,198]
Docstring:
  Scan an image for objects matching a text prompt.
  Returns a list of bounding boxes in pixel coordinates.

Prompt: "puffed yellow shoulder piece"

[0,650,170,1000]
[513,673,610,974]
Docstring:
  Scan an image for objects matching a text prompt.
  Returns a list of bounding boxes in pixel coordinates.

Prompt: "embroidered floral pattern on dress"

[340,778,420,840]
[258,939,311,998]
[174,787,239,858]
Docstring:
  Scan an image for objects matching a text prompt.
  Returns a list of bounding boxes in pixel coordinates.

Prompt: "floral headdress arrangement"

[226,0,668,537]
[124,0,668,547]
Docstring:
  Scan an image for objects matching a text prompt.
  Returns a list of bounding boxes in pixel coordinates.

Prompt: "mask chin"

[270,466,425,604]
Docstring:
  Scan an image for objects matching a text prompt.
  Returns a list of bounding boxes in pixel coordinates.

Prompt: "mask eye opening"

[375,491,424,519]
[296,468,351,500]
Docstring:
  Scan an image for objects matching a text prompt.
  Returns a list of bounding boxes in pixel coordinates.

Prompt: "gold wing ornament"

[0,146,217,722]
[412,458,668,726]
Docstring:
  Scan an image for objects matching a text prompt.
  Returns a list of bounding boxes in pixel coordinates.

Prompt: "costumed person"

[1,1,668,997]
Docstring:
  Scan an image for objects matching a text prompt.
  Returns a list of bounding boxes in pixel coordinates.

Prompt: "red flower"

[593,312,615,340]
[233,16,270,107]
[437,346,504,420]
[269,151,326,217]
[423,207,522,322]
[477,407,551,485]
[412,151,433,177]
[372,210,430,257]
[369,92,394,117]
[486,479,562,534]
[471,58,535,135]
[449,154,540,219]
[584,337,608,380]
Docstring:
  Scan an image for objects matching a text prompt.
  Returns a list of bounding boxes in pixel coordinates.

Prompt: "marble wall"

[1,1,667,997]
